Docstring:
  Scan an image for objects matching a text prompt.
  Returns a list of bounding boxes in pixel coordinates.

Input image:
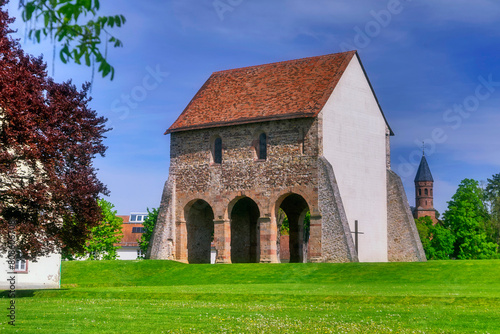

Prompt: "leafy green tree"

[17,0,125,79]
[485,173,500,245]
[443,179,498,259]
[80,199,123,260]
[416,216,455,260]
[139,207,158,256]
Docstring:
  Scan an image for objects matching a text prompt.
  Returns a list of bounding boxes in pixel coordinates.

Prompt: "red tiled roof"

[116,222,143,247]
[166,51,358,134]
[117,215,129,223]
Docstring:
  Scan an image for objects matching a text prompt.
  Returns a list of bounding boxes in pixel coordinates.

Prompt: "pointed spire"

[414,155,433,182]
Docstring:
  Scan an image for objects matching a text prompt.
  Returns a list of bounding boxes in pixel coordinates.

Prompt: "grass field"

[1,260,500,333]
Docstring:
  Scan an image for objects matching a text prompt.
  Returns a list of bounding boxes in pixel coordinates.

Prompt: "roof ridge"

[212,50,357,75]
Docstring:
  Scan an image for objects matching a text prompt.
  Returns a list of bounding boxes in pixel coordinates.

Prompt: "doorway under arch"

[279,193,310,263]
[185,199,214,264]
[230,197,260,263]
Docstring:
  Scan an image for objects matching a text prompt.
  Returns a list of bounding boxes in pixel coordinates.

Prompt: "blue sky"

[4,0,500,216]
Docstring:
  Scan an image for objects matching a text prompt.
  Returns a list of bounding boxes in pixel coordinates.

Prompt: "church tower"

[413,154,437,223]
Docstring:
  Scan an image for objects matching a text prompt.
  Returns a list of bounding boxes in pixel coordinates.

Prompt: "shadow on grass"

[0,289,69,298]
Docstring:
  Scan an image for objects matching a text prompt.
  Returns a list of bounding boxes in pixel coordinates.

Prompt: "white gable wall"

[321,55,388,262]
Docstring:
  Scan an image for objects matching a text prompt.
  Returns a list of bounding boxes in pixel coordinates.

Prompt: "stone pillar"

[259,216,278,263]
[308,215,322,262]
[176,220,188,263]
[214,219,231,264]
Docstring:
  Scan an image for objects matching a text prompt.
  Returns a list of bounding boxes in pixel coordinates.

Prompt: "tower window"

[425,188,428,196]
[258,133,267,160]
[213,137,222,164]
[418,189,421,196]
[299,128,305,154]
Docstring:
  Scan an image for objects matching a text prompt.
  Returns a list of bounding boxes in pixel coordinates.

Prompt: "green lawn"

[1,260,500,333]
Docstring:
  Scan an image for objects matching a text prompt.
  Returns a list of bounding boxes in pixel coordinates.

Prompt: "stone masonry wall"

[387,169,426,262]
[318,157,358,262]
[154,117,325,263]
[148,177,175,260]
[169,118,321,220]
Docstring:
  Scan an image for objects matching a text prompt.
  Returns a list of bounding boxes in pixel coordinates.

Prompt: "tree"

[13,0,125,80]
[443,179,498,259]
[484,173,500,245]
[0,7,109,260]
[79,199,122,260]
[416,216,455,260]
[139,207,158,256]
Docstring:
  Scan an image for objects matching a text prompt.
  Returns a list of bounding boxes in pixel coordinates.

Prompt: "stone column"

[214,219,231,264]
[308,215,322,262]
[175,220,188,263]
[259,216,278,263]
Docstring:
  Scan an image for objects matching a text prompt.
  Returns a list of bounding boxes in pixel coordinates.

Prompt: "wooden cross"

[351,220,364,254]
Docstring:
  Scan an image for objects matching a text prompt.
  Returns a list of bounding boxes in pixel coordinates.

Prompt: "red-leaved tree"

[0,5,108,260]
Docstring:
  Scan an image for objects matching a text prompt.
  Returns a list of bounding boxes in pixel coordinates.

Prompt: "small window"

[132,227,145,233]
[258,133,267,160]
[15,258,27,272]
[213,137,222,164]
[418,189,421,196]
[137,249,144,258]
[130,214,146,222]
[425,188,428,196]
[300,128,306,154]
[431,189,433,196]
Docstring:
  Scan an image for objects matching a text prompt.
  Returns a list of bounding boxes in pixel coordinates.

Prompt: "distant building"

[0,253,61,289]
[413,154,437,224]
[116,213,147,260]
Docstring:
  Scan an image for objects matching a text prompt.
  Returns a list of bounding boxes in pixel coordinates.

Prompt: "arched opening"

[230,197,260,263]
[278,193,310,263]
[185,199,214,264]
[418,189,421,196]
[213,136,222,164]
[425,188,428,196]
[258,133,267,160]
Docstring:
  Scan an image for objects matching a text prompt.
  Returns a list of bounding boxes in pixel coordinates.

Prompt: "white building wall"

[321,55,388,262]
[117,247,140,260]
[0,253,61,289]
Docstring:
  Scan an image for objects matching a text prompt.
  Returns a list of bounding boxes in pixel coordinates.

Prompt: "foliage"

[303,211,310,242]
[278,208,288,235]
[443,179,498,259]
[278,210,310,238]
[0,7,108,260]
[139,207,158,256]
[2,260,500,333]
[484,173,500,245]
[17,0,125,80]
[416,216,455,260]
[76,199,122,260]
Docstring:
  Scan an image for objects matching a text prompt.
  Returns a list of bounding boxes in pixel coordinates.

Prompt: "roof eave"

[165,112,317,134]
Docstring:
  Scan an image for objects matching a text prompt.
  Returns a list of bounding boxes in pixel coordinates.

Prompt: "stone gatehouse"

[148,50,426,263]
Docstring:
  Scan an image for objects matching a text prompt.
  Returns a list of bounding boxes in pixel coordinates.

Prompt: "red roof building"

[116,213,147,260]
[150,51,424,264]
